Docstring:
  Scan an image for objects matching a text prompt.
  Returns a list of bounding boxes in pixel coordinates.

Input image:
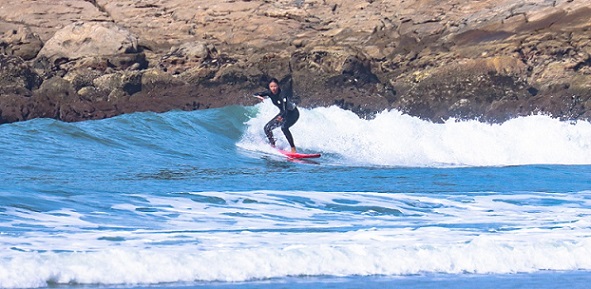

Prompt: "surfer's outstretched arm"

[253,93,266,101]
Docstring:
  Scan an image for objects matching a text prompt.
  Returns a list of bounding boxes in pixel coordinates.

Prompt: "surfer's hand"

[276,116,283,122]
[253,94,264,101]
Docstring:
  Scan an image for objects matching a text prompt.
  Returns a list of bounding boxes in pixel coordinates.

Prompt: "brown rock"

[159,41,215,74]
[38,21,139,62]
[0,0,110,42]
[0,0,590,123]
[93,71,142,96]
[0,54,42,96]
[0,27,43,60]
[0,93,31,124]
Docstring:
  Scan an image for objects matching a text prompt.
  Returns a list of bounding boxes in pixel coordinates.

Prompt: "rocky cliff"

[1,0,590,124]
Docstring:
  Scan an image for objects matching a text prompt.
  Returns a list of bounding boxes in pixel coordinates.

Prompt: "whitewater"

[1,99,590,289]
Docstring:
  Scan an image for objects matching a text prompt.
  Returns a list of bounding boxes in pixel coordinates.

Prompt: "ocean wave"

[241,103,591,167]
[2,190,591,288]
[2,237,591,288]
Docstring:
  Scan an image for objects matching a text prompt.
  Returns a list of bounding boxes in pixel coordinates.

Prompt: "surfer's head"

[268,78,280,94]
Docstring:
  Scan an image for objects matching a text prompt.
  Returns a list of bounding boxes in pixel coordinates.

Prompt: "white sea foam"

[2,190,591,288]
[239,103,591,166]
[0,236,591,288]
[1,232,591,288]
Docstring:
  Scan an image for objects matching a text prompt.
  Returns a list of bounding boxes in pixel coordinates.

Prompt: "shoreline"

[35,271,591,289]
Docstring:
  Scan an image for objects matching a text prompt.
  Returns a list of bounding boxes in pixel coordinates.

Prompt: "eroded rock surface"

[0,0,590,123]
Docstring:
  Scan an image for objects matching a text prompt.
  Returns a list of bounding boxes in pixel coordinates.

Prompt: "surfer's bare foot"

[291,147,297,153]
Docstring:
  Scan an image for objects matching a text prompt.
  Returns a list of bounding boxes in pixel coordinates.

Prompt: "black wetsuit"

[256,88,299,148]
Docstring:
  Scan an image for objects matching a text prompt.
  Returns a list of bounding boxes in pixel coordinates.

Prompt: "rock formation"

[0,0,590,124]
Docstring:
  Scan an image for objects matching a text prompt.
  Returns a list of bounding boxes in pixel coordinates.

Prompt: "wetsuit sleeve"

[254,90,271,97]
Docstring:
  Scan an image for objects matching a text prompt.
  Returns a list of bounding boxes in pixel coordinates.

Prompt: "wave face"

[241,102,591,167]
[1,102,591,288]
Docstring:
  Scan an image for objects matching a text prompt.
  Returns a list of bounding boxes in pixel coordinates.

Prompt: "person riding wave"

[253,77,299,153]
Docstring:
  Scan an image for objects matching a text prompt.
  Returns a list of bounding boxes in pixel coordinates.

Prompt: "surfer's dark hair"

[269,78,280,85]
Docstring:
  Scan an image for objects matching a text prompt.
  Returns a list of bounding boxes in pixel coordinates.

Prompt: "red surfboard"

[278,149,321,159]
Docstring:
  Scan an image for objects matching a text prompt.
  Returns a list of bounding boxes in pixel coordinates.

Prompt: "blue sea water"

[1,100,591,288]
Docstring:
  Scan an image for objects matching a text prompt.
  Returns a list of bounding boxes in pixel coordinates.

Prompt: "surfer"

[253,77,300,153]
